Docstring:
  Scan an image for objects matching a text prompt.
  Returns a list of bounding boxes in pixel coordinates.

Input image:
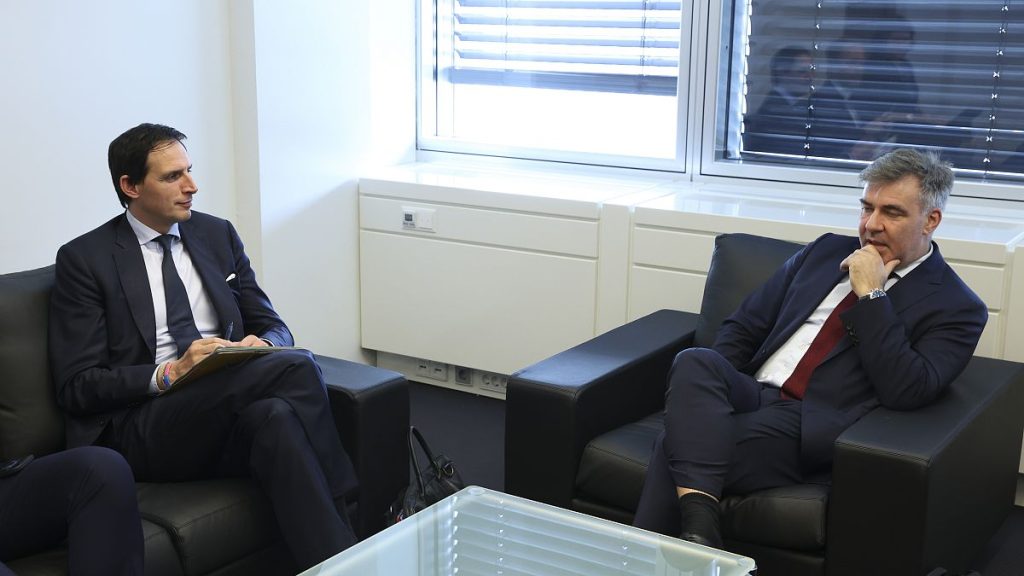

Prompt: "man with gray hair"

[633,148,987,548]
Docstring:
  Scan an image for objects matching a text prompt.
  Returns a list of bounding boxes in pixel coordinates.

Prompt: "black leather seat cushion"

[5,519,181,576]
[136,479,280,576]
[576,412,828,551]
[576,412,663,512]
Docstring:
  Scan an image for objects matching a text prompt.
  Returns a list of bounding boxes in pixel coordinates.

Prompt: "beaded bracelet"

[161,362,173,392]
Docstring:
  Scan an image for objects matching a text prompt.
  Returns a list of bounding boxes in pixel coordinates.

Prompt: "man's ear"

[119,175,140,201]
[924,208,942,235]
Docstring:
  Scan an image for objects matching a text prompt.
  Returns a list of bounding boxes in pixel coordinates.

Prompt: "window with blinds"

[420,0,687,167]
[448,0,682,95]
[722,0,1024,181]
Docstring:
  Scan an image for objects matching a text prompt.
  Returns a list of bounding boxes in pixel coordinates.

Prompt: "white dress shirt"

[754,246,932,387]
[125,211,221,391]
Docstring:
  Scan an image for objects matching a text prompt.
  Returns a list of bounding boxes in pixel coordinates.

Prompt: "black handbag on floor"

[385,426,465,525]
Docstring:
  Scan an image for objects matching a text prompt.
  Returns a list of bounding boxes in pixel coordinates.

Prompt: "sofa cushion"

[137,479,280,576]
[0,266,64,460]
[577,411,828,552]
[6,519,180,576]
[144,517,186,576]
[576,412,663,512]
[721,484,829,551]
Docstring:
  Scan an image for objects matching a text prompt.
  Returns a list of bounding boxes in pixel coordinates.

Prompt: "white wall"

[0,0,416,362]
[245,0,416,360]
[0,0,237,272]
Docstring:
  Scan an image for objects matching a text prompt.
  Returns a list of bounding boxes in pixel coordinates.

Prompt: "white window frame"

[417,0,1024,203]
[416,0,697,173]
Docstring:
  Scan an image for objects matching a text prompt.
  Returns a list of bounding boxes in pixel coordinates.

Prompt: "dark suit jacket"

[49,211,293,448]
[714,233,987,472]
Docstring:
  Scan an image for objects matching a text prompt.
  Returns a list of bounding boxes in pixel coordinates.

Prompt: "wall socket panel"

[415,359,448,382]
[378,352,507,399]
[477,370,509,393]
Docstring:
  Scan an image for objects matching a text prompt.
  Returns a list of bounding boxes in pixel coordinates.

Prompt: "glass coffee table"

[300,486,755,576]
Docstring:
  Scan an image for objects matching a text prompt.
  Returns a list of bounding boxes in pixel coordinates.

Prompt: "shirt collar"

[893,244,933,279]
[125,210,180,246]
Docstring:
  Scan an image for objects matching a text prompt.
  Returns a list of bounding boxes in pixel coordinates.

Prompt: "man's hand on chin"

[840,244,900,297]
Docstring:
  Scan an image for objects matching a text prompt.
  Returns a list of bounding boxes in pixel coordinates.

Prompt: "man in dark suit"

[0,447,143,575]
[48,123,357,570]
[633,148,988,548]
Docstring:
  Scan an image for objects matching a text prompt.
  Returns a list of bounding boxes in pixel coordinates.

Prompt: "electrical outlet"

[415,359,431,378]
[454,366,473,386]
[427,361,448,382]
[478,371,508,393]
[413,359,449,382]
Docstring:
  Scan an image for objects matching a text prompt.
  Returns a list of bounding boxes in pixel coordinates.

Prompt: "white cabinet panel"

[360,231,597,374]
[633,228,716,272]
[948,261,1005,309]
[360,196,599,257]
[628,267,706,320]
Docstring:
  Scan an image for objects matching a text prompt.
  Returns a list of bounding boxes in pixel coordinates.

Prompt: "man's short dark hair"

[108,123,187,208]
[859,148,953,212]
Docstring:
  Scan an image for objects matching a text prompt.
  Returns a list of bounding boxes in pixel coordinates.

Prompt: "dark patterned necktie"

[155,235,202,358]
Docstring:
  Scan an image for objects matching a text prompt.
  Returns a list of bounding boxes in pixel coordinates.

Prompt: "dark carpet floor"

[409,382,1024,575]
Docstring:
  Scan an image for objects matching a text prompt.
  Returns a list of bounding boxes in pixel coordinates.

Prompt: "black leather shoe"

[679,530,723,549]
[678,492,723,549]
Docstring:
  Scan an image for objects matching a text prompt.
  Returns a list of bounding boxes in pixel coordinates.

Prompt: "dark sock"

[678,492,723,549]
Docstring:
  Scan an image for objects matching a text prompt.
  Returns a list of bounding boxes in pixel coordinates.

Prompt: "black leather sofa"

[505,233,1024,576]
[0,265,410,576]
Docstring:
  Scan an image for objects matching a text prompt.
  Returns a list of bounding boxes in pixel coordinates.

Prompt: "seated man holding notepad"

[48,123,358,570]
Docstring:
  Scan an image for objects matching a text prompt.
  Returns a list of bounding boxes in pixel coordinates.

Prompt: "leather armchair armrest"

[504,309,698,508]
[315,355,410,539]
[827,356,1024,576]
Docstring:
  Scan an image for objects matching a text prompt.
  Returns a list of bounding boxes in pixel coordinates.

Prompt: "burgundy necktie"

[781,290,858,400]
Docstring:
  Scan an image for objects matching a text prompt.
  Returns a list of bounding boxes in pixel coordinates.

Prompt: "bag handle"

[407,426,441,497]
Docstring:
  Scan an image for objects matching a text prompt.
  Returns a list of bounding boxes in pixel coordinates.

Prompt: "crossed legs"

[103,350,356,570]
[633,348,803,545]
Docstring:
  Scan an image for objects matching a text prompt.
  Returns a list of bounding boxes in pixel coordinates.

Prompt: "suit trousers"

[100,349,357,570]
[0,447,143,576]
[633,348,805,536]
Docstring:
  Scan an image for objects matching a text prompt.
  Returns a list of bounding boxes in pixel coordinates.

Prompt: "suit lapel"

[179,220,241,337]
[884,243,945,313]
[826,242,945,360]
[112,215,157,357]
[755,239,857,366]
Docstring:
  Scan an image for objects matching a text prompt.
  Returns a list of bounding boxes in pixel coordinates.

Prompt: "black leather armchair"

[505,233,1024,576]
[0,265,409,576]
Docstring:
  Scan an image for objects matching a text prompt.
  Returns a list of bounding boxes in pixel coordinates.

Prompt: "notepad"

[167,346,304,391]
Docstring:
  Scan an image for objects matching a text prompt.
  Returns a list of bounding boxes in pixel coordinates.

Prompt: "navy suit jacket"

[714,233,987,472]
[49,211,293,448]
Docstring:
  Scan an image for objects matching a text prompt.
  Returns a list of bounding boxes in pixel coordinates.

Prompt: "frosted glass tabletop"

[300,486,755,576]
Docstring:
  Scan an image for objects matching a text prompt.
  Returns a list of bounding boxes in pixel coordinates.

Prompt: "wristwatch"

[860,288,886,301]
